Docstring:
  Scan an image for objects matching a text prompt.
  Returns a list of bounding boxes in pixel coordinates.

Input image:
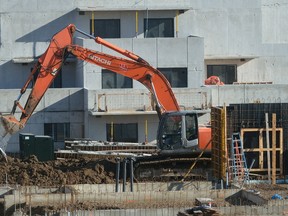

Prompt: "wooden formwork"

[241,128,283,176]
[211,106,227,180]
[211,104,284,182]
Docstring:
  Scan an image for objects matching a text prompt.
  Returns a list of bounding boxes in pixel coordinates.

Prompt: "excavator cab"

[157,111,199,152]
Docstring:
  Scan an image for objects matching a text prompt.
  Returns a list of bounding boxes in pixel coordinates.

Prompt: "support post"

[265,113,271,184]
[115,158,120,192]
[272,113,276,185]
[130,157,135,192]
[122,158,127,192]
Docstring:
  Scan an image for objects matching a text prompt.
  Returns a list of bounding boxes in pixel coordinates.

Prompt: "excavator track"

[55,139,212,182]
[134,153,212,181]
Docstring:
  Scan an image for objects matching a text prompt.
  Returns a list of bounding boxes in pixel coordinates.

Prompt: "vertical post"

[115,158,120,192]
[123,158,127,192]
[265,113,271,184]
[145,119,148,144]
[135,11,138,37]
[130,158,134,192]
[91,12,95,36]
[110,121,114,142]
[176,10,179,38]
[272,113,276,185]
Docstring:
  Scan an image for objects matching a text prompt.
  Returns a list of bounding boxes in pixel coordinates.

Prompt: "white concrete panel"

[133,38,157,67]
[157,38,187,67]
[187,37,204,88]
[68,89,85,111]
[191,9,229,56]
[43,89,71,111]
[0,90,19,112]
[77,0,192,10]
[262,1,288,43]
[209,84,288,107]
[227,8,262,56]
[42,89,84,111]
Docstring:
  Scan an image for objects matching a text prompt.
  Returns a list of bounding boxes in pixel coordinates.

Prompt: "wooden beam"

[272,113,276,185]
[265,113,271,184]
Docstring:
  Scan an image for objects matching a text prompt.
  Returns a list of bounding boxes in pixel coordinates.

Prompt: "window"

[90,19,120,38]
[185,114,198,141]
[207,65,237,84]
[44,123,70,142]
[106,123,138,142]
[144,18,174,38]
[102,69,132,89]
[158,68,187,87]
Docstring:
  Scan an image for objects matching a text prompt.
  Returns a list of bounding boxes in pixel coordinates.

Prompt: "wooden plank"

[265,113,271,184]
[272,113,276,185]
[259,128,263,169]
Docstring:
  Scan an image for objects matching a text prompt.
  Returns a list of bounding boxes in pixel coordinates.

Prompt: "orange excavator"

[0,24,211,179]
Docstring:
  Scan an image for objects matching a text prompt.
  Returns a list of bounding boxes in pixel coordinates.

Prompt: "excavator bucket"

[0,114,22,161]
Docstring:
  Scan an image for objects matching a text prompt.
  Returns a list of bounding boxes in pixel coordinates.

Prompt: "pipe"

[176,10,179,38]
[110,121,113,142]
[122,158,127,192]
[115,158,120,192]
[135,11,138,37]
[145,119,148,144]
[130,158,135,192]
[91,12,95,36]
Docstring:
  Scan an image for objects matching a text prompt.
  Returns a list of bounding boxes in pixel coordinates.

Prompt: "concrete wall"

[78,36,204,89]
[3,88,85,152]
[3,184,288,215]
[1,0,288,87]
[2,0,288,152]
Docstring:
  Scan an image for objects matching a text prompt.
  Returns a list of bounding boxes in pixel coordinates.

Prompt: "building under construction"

[0,0,288,215]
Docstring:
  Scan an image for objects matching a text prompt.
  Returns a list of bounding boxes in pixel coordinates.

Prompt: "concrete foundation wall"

[2,184,288,216]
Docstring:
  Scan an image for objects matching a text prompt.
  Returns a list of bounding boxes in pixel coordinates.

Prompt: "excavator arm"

[0,24,179,150]
[67,45,180,115]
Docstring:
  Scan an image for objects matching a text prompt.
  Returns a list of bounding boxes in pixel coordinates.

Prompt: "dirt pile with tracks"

[0,156,116,186]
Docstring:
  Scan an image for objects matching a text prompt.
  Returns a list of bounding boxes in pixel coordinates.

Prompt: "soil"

[0,155,287,215]
[0,155,117,186]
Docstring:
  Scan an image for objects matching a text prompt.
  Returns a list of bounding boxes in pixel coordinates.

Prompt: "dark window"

[44,123,70,142]
[144,18,174,38]
[102,69,132,89]
[32,68,62,88]
[106,123,138,142]
[158,68,187,87]
[50,70,62,88]
[207,65,237,84]
[90,19,120,38]
[185,114,198,141]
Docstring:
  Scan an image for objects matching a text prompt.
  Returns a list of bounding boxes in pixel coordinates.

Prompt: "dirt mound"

[0,156,116,186]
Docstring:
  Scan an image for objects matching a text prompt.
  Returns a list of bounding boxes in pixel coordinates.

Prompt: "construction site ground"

[1,155,288,215]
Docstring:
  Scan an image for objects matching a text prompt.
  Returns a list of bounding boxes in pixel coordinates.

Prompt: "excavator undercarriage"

[55,139,212,181]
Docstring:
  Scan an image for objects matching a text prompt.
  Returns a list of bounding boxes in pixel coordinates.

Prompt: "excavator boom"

[67,45,179,114]
[0,24,180,151]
